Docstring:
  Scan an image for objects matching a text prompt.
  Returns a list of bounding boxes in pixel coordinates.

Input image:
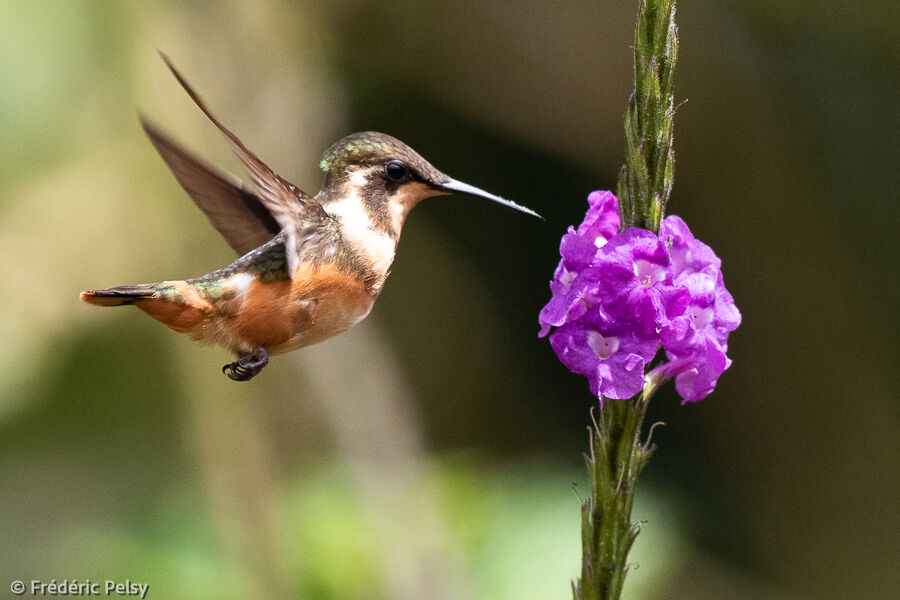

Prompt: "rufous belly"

[136,263,375,355]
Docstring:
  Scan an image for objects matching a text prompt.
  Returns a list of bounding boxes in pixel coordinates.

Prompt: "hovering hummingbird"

[80,55,542,381]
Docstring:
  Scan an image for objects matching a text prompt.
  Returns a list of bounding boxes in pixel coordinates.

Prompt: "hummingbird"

[80,55,542,381]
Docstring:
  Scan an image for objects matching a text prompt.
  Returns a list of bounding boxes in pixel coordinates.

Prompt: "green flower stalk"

[540,2,739,597]
[617,0,678,233]
[576,2,678,598]
[575,393,655,600]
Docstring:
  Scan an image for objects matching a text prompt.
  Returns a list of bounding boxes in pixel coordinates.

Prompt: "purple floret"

[593,228,688,336]
[538,192,620,337]
[659,216,721,277]
[577,191,620,244]
[549,309,659,401]
[540,192,740,404]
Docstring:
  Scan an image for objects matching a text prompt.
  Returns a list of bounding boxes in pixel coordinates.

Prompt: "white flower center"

[633,259,666,287]
[588,332,620,360]
[690,305,714,329]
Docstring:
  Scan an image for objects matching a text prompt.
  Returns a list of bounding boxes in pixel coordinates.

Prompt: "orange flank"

[134,297,206,334]
[83,262,375,357]
[229,263,373,355]
[128,280,209,334]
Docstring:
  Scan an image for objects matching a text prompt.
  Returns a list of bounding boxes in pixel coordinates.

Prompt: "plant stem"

[573,2,679,597]
[617,0,679,233]
[573,391,655,600]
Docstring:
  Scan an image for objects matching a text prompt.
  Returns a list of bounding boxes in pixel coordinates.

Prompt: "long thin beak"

[437,178,544,220]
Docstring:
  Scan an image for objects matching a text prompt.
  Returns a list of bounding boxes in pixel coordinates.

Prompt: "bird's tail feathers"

[80,285,157,307]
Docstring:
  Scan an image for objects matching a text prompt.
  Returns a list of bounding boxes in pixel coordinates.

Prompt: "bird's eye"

[384,160,409,182]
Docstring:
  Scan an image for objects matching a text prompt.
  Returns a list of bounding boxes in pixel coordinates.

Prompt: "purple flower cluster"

[539,191,740,403]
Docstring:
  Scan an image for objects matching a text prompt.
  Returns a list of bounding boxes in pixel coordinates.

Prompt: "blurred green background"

[1,1,897,598]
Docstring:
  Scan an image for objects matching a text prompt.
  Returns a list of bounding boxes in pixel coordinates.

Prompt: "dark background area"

[1,1,897,599]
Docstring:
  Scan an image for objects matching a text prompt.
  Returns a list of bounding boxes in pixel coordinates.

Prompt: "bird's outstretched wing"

[153,52,331,278]
[141,119,281,256]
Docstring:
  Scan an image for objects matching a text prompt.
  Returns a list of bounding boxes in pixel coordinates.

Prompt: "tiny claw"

[221,347,269,382]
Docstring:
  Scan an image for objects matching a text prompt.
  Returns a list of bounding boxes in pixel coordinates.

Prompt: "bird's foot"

[222,347,269,382]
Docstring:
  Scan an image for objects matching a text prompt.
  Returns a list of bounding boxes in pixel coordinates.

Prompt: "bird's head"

[317,132,541,238]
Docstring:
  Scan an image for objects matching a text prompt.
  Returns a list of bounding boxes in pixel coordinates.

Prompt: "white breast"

[325,193,398,278]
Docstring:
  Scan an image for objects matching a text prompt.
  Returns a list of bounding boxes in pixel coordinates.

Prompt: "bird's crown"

[319,131,448,184]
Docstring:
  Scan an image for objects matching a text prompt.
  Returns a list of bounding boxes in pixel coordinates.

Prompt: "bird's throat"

[325,193,399,285]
